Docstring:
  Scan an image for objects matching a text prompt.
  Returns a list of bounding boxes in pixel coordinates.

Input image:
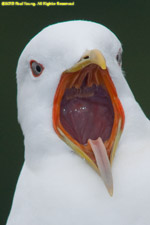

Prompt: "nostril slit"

[83,56,89,59]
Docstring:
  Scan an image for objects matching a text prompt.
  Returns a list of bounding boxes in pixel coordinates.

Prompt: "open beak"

[53,49,125,196]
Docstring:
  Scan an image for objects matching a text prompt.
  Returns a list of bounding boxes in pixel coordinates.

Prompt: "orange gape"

[53,64,125,166]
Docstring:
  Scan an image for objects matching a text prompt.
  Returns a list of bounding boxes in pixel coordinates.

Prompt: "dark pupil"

[36,65,41,73]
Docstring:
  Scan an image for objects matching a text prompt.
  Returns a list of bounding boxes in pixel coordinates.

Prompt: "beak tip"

[108,186,113,197]
[105,176,114,196]
[103,178,113,196]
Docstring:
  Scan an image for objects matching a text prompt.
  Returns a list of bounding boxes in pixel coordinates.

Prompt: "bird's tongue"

[88,138,113,196]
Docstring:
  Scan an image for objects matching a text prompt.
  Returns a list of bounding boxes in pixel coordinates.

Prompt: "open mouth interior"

[60,64,114,146]
[53,58,125,195]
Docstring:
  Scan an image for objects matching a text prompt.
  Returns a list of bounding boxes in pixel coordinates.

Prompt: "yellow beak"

[53,49,125,196]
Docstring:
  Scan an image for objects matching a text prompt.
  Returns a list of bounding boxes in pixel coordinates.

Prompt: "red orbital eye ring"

[30,60,44,77]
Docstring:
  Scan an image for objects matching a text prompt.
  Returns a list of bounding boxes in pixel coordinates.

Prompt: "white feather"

[7,20,150,225]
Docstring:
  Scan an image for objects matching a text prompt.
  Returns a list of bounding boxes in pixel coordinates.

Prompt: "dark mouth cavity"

[60,74,114,145]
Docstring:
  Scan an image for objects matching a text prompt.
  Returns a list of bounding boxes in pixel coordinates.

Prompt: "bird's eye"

[30,60,44,77]
[116,49,122,66]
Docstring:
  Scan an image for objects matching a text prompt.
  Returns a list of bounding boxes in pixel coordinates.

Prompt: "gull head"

[17,20,126,195]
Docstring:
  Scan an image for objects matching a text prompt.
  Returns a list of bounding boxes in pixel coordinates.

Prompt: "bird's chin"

[53,49,125,195]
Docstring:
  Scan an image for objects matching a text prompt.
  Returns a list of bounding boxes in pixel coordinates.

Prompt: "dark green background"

[1,0,150,224]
